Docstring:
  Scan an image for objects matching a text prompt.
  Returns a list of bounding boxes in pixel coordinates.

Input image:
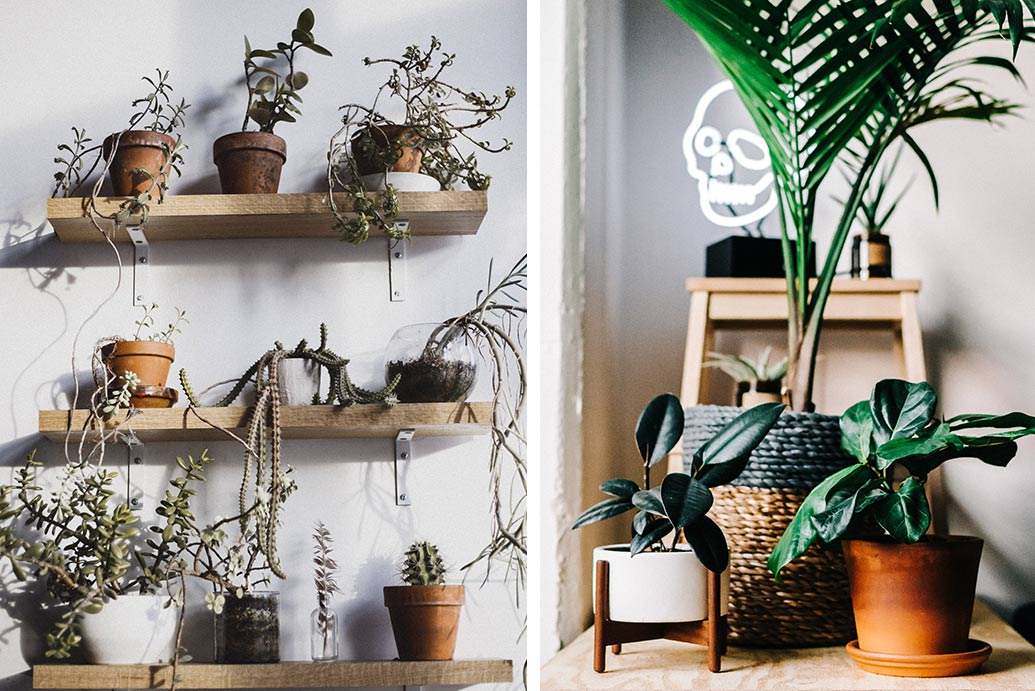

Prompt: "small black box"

[705,236,817,278]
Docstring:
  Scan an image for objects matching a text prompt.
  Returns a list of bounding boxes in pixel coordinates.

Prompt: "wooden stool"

[593,560,727,673]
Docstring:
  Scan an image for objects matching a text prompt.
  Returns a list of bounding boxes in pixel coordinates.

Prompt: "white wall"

[0,2,526,689]
[544,0,1035,654]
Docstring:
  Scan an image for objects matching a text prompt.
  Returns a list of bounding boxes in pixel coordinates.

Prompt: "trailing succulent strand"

[401,541,447,586]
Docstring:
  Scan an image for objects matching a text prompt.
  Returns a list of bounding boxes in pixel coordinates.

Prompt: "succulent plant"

[401,541,447,586]
[704,347,787,385]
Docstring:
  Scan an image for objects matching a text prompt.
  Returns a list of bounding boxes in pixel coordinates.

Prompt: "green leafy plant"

[705,347,787,386]
[400,541,447,586]
[664,0,1034,411]
[312,522,341,640]
[769,379,1035,579]
[327,36,516,245]
[240,8,331,133]
[132,303,188,344]
[573,394,784,572]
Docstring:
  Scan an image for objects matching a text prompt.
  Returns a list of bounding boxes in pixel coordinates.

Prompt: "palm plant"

[665,0,1033,411]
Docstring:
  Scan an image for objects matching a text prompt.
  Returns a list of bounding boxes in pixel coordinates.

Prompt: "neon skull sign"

[682,80,777,228]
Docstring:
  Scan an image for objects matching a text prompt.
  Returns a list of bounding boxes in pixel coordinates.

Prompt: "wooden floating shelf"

[47,191,488,242]
[33,659,513,689]
[39,402,492,443]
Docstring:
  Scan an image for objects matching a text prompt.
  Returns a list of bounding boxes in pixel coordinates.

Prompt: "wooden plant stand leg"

[593,560,727,673]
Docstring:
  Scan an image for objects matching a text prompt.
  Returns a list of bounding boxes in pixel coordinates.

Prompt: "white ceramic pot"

[360,172,441,192]
[278,358,322,406]
[79,594,177,664]
[592,544,730,623]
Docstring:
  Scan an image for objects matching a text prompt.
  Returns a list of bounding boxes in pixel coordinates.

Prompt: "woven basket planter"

[683,405,857,647]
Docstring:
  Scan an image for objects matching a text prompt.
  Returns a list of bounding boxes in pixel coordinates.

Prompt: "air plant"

[705,347,787,386]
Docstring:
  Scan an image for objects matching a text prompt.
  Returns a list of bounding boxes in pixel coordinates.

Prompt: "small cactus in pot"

[383,541,464,660]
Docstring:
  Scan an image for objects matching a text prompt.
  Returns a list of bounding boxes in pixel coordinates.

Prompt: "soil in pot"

[351,124,423,176]
[843,536,983,657]
[213,132,287,194]
[110,341,175,389]
[383,585,464,661]
[215,591,280,663]
[387,354,476,403]
[102,131,176,196]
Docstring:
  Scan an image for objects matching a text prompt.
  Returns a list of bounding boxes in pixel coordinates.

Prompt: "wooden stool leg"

[611,643,622,654]
[708,569,722,673]
[594,561,608,673]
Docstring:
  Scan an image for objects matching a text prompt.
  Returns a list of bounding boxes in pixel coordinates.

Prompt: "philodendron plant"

[574,394,784,572]
[769,379,1035,578]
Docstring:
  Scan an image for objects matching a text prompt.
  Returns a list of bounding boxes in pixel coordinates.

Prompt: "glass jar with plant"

[327,36,516,245]
[704,347,787,407]
[212,8,332,194]
[52,69,189,230]
[769,378,1035,675]
[310,521,340,662]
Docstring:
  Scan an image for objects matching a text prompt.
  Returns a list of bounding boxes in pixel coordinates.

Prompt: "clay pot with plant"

[704,348,787,407]
[213,8,332,194]
[328,36,516,245]
[384,541,464,661]
[770,379,1035,677]
[108,303,187,394]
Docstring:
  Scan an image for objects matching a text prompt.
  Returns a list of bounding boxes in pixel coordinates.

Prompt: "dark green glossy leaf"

[601,478,640,498]
[292,28,314,44]
[631,487,666,517]
[635,394,684,469]
[296,7,315,31]
[632,510,649,535]
[811,476,884,543]
[685,515,729,573]
[660,473,713,531]
[872,476,930,542]
[630,518,672,556]
[875,423,959,470]
[840,400,874,463]
[286,71,309,90]
[948,411,1035,438]
[870,379,937,446]
[305,43,333,57]
[694,402,784,487]
[768,464,873,579]
[572,496,633,529]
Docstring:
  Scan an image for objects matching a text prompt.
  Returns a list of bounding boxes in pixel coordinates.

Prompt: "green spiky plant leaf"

[401,541,447,586]
[664,0,1034,411]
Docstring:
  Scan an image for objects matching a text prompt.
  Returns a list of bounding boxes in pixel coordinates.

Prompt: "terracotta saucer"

[130,386,178,409]
[845,639,992,677]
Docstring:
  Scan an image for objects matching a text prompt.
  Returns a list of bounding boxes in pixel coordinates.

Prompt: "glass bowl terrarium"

[385,323,477,403]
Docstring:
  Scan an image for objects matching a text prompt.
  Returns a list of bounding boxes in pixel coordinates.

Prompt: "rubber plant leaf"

[659,473,713,531]
[572,496,633,529]
[768,464,873,579]
[630,518,673,557]
[635,393,684,469]
[685,515,730,573]
[693,402,785,487]
[870,379,937,446]
[631,487,666,517]
[872,475,931,542]
[600,478,641,498]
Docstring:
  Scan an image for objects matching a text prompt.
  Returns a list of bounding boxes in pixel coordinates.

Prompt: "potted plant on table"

[769,378,1035,677]
[213,8,332,194]
[327,36,516,245]
[664,0,1032,646]
[704,348,786,407]
[383,541,464,661]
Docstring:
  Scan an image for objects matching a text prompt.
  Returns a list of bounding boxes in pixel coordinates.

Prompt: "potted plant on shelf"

[704,348,786,407]
[573,395,783,626]
[769,378,1035,677]
[327,36,516,245]
[664,0,1031,646]
[384,541,464,661]
[310,521,341,662]
[213,8,331,194]
[108,303,187,393]
[52,69,189,228]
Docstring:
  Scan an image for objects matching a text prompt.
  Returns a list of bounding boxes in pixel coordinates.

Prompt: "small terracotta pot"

[843,536,983,656]
[111,341,175,389]
[351,124,423,176]
[213,131,287,194]
[102,130,176,196]
[383,584,463,661]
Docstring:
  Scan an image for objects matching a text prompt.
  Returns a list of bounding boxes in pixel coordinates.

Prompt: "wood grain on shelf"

[47,191,487,242]
[541,601,1035,690]
[39,402,492,443]
[33,659,513,689]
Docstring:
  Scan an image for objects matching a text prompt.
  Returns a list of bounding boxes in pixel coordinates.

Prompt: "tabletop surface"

[541,602,1035,690]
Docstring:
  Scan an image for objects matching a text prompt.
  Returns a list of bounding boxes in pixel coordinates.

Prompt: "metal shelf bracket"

[387,224,410,302]
[124,433,145,511]
[126,224,150,306]
[395,429,415,506]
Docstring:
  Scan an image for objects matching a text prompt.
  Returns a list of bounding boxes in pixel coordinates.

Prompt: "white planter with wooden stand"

[79,594,177,664]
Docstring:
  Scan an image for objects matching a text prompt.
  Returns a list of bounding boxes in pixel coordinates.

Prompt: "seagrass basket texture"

[683,405,857,647]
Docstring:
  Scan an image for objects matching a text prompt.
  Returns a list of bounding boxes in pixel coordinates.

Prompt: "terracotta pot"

[843,536,983,656]
[213,131,287,194]
[383,584,463,660]
[102,130,176,196]
[111,341,175,389]
[351,124,423,176]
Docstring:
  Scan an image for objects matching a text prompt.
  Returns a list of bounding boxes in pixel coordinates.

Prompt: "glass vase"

[385,323,477,403]
[214,591,280,663]
[310,607,338,662]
